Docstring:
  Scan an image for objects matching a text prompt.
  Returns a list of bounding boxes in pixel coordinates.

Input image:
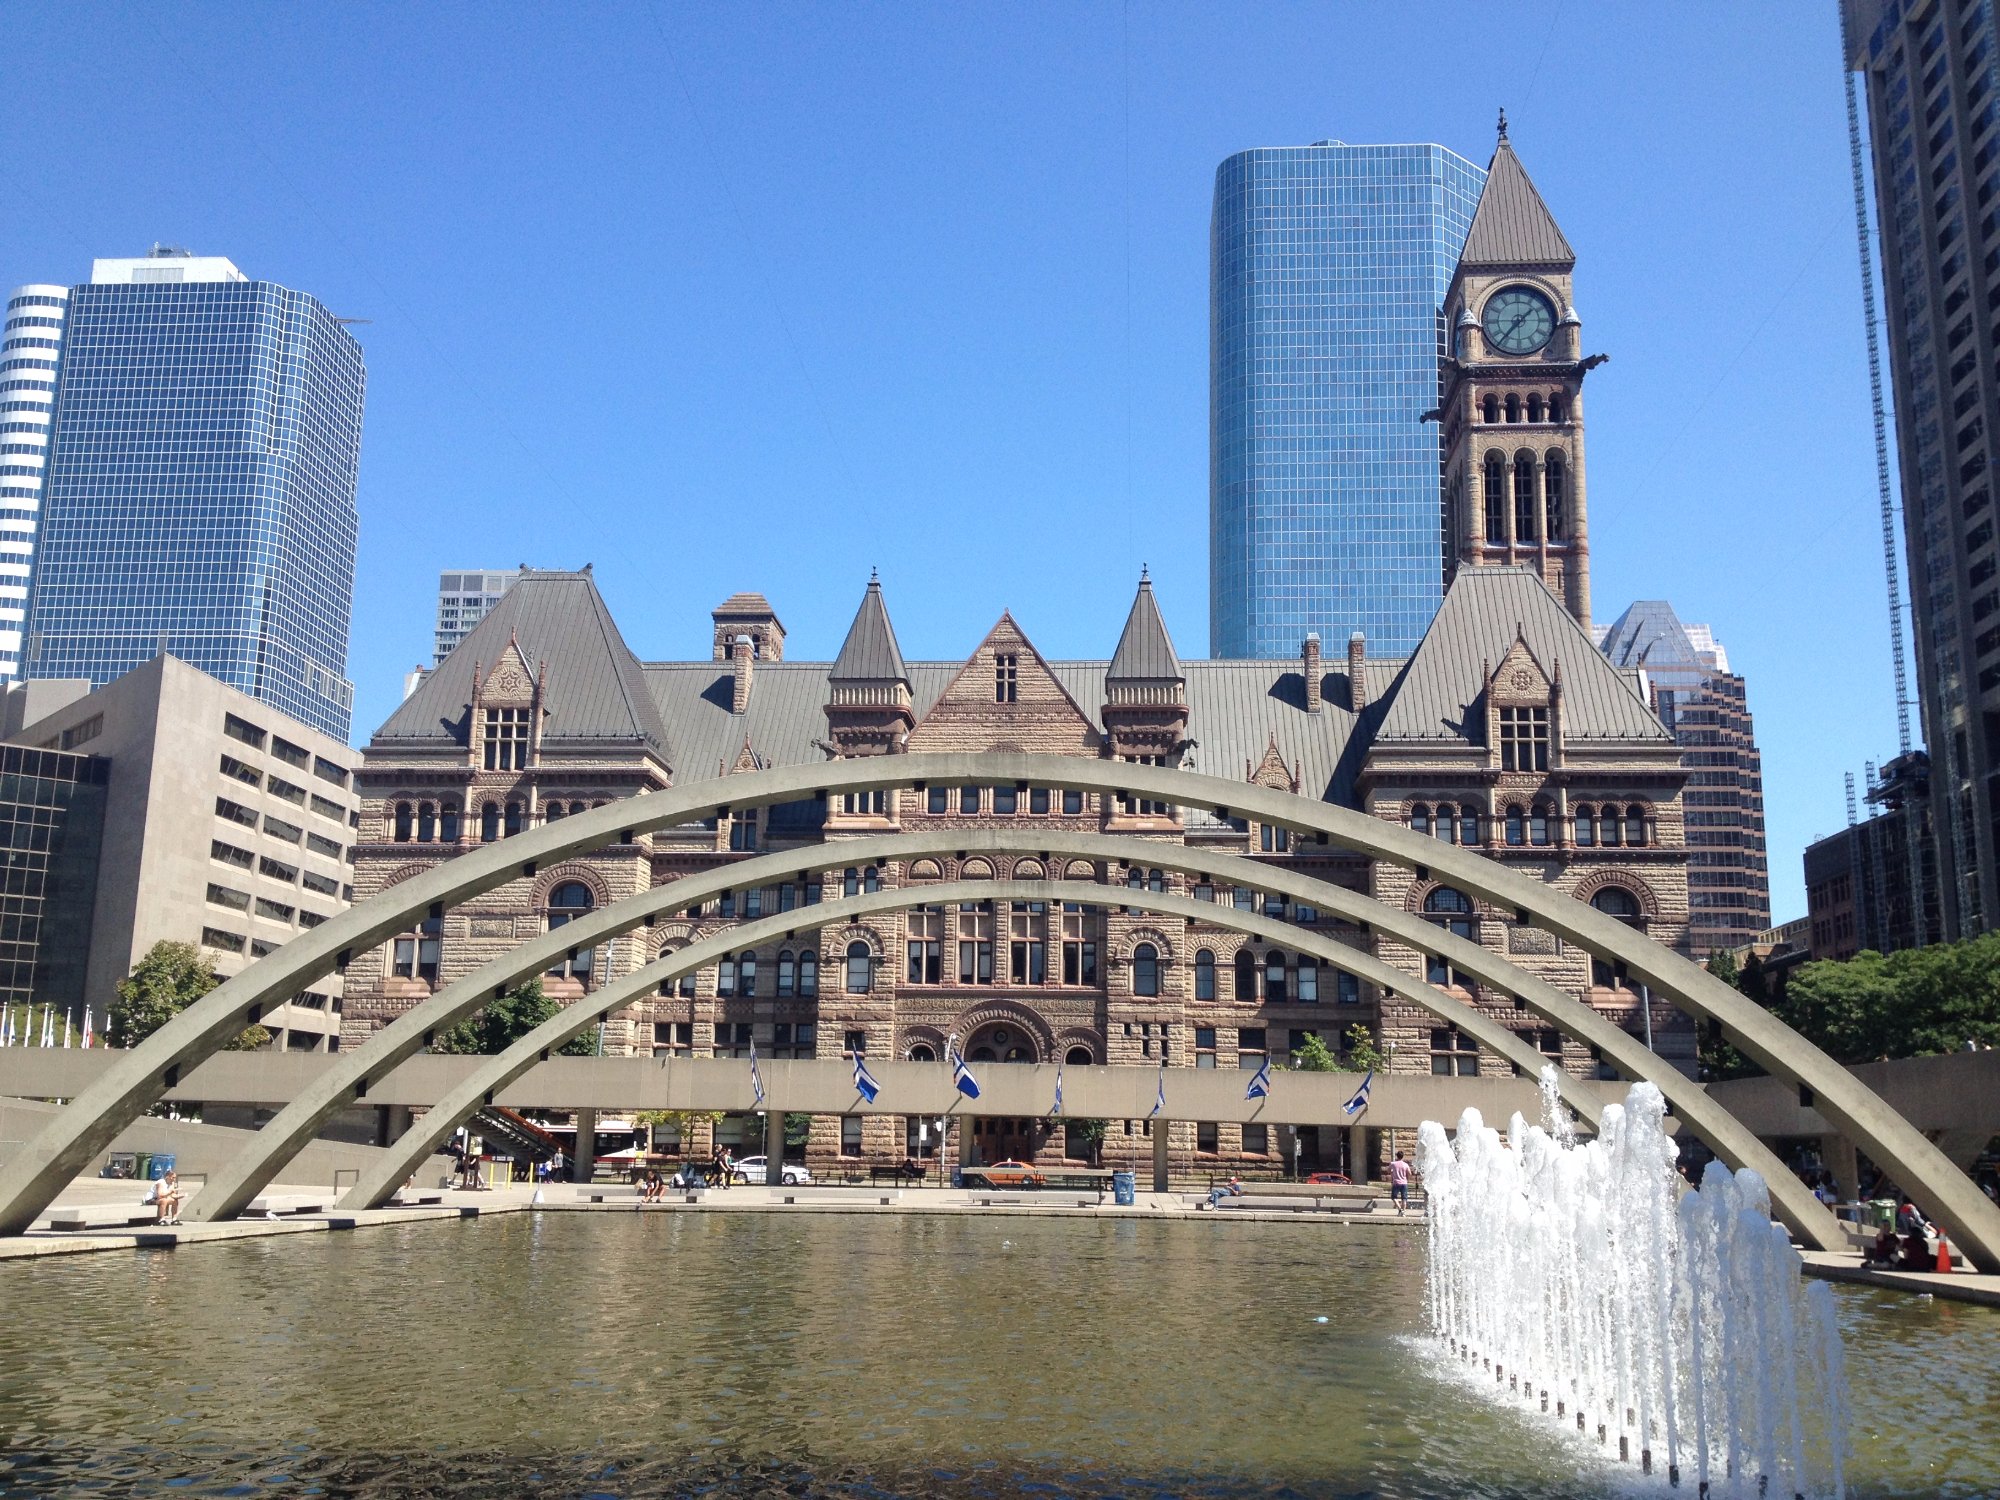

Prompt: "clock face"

[1482,287,1556,356]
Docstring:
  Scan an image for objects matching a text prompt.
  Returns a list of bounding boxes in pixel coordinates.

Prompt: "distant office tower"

[1804,752,1940,959]
[434,570,521,665]
[24,248,365,740]
[0,285,69,681]
[1210,141,1485,658]
[1845,0,2000,937]
[1600,602,1771,956]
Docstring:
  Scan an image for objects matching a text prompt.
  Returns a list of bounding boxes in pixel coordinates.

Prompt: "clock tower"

[1439,117,1596,629]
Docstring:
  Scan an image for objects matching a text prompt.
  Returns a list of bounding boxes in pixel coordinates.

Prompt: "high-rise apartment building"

[1600,601,1771,956]
[1210,141,1485,658]
[0,285,69,682]
[1804,751,1940,958]
[23,248,365,740]
[1845,0,2000,937]
[434,569,521,665]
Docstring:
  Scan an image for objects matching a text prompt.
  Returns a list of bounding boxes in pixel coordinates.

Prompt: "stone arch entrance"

[962,1022,1039,1065]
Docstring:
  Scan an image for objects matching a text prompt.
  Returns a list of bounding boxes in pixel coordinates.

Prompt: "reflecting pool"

[0,1213,1993,1497]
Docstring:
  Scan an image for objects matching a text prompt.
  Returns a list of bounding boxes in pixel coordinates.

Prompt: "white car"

[733,1155,811,1186]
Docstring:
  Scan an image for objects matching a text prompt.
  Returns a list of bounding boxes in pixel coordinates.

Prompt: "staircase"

[473,1107,559,1165]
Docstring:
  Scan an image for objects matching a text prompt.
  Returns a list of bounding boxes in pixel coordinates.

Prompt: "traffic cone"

[1935,1235,1953,1274]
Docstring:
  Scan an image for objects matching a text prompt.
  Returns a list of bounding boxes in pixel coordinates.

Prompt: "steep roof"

[1374,569,1668,744]
[1457,137,1574,270]
[829,578,908,682]
[373,570,671,760]
[1107,574,1183,680]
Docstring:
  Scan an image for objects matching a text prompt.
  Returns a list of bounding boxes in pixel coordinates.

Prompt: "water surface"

[0,1212,1992,1497]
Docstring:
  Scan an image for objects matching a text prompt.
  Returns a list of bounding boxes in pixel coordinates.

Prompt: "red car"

[1304,1171,1352,1185]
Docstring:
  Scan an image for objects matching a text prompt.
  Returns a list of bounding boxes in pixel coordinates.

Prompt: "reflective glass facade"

[0,744,106,1015]
[26,279,364,739]
[1210,143,1484,659]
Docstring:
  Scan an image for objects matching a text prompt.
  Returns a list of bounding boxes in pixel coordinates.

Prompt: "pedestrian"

[1389,1152,1414,1215]
[147,1168,183,1225]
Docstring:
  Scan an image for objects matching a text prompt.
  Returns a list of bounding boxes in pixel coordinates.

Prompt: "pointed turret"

[1101,572,1188,799]
[824,573,914,756]
[1457,127,1575,272]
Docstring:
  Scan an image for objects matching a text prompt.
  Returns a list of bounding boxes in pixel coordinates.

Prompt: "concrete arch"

[337,879,1629,1212]
[0,753,1988,1267]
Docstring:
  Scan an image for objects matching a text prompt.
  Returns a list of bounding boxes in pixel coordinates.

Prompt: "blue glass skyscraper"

[26,251,364,739]
[1210,142,1484,659]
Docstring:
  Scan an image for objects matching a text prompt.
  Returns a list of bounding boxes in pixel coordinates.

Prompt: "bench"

[589,1186,705,1205]
[386,1191,446,1207]
[247,1192,331,1216]
[45,1202,172,1232]
[1207,1194,1380,1214]
[971,1190,1100,1209]
[782,1187,900,1206]
[870,1164,928,1186]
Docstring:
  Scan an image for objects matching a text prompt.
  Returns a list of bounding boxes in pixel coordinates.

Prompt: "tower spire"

[1497,106,1508,141]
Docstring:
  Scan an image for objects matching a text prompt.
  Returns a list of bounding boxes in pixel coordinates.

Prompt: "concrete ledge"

[1799,1250,2000,1307]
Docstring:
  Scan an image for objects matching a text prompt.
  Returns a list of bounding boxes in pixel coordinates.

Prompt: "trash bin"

[132,1152,153,1181]
[950,1166,964,1189]
[1112,1170,1136,1206]
[147,1153,176,1180]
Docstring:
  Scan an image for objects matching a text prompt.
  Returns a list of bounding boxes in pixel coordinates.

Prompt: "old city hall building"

[345,136,1694,1173]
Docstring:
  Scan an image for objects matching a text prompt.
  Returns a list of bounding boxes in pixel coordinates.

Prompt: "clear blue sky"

[7,3,1893,921]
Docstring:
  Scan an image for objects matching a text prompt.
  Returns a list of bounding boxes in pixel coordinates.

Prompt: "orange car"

[977,1159,1046,1188]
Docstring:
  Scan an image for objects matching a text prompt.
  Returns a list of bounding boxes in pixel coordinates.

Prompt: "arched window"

[505,801,524,837]
[546,881,595,981]
[569,801,585,818]
[1505,804,1525,846]
[1133,942,1160,997]
[416,802,436,843]
[1234,949,1256,1002]
[1573,803,1594,846]
[1504,393,1520,423]
[546,802,564,823]
[1548,393,1566,423]
[1625,806,1647,846]
[845,940,872,993]
[440,802,460,842]
[1482,394,1499,423]
[864,865,881,894]
[1127,866,1145,890]
[717,955,737,996]
[1436,801,1458,844]
[738,951,758,998]
[480,802,500,843]
[1297,956,1319,1002]
[843,867,860,898]
[1601,806,1622,847]
[1194,948,1216,1001]
[1459,805,1480,845]
[799,950,818,997]
[1264,950,1288,1003]
[1545,452,1566,541]
[1410,802,1431,836]
[908,1043,937,1062]
[1514,452,1537,541]
[777,949,795,997]
[1589,887,1643,989]
[1483,453,1505,542]
[1065,1045,1094,1066]
[393,802,413,842]
[1527,393,1544,422]
[1148,868,1165,893]
[1529,802,1551,846]
[1423,887,1476,988]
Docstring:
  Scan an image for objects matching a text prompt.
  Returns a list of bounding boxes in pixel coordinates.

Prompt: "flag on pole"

[1048,1062,1064,1118]
[1342,1070,1374,1117]
[81,1006,94,1049]
[852,1051,881,1104]
[749,1040,766,1108]
[1147,1066,1166,1119]
[950,1047,981,1100]
[41,1005,53,1048]
[1244,1055,1273,1101]
[62,1012,70,1048]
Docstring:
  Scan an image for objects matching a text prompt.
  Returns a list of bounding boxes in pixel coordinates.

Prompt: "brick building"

[345,130,1693,1174]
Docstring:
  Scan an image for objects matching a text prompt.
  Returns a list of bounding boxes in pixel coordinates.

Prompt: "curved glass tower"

[1210,142,1484,659]
[25,251,364,739]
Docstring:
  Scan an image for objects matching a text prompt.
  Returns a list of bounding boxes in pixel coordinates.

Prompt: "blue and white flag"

[1244,1055,1272,1101]
[852,1052,881,1104]
[1342,1070,1374,1117]
[1147,1066,1166,1119]
[951,1049,981,1100]
[749,1040,766,1108]
[1048,1063,1064,1118]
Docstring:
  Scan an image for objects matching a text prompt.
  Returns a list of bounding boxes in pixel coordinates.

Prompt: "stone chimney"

[731,634,754,714]
[1347,631,1367,711]
[1302,633,1322,713]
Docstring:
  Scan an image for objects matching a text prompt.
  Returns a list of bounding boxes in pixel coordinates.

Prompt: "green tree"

[1705,949,1739,988]
[784,1111,813,1149]
[1289,1032,1340,1072]
[1065,1118,1108,1164]
[1342,1023,1387,1073]
[430,978,595,1056]
[1780,933,2000,1062]
[1737,951,1770,1005]
[110,941,268,1051]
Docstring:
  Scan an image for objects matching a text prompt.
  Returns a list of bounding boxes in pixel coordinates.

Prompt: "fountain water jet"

[1416,1069,1849,1499]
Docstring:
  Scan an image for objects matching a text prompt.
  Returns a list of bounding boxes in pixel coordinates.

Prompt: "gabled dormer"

[1483,631,1562,774]
[470,634,544,775]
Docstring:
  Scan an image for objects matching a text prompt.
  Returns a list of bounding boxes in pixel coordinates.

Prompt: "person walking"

[1388,1153,1414,1215]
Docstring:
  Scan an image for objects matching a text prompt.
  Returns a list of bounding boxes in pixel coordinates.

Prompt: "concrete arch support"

[0,753,1987,1268]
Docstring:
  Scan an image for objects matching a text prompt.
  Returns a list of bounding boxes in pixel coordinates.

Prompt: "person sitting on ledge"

[147,1169,182,1225]
[1864,1227,1900,1268]
[1205,1176,1244,1210]
[1900,1230,1934,1271]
